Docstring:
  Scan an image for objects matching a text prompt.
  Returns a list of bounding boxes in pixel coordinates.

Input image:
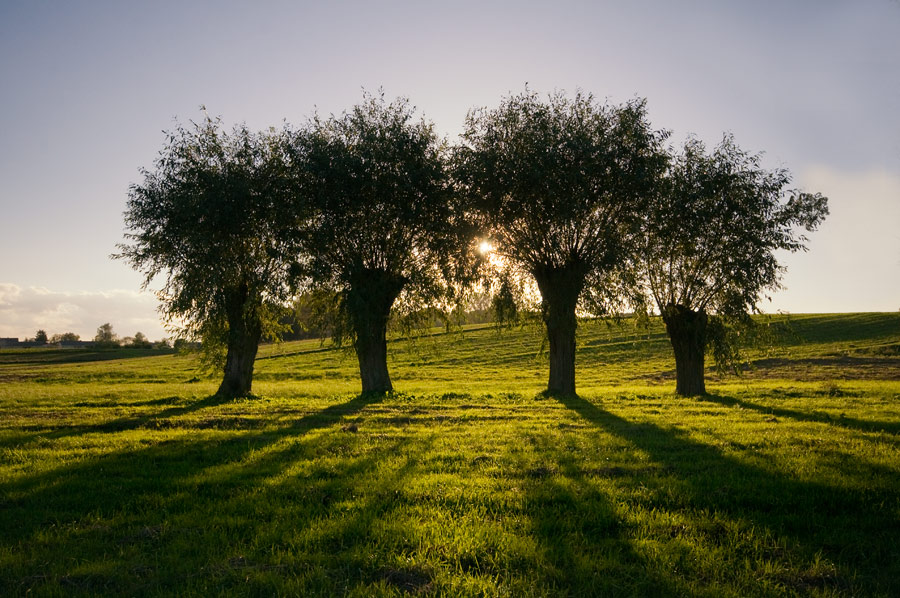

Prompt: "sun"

[478,240,493,254]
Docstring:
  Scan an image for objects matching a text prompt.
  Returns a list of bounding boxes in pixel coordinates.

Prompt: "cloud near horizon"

[0,284,166,341]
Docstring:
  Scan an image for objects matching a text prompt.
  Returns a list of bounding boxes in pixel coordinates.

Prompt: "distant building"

[0,338,19,348]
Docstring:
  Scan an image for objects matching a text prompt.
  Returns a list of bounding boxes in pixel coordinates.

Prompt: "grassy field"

[1,313,898,596]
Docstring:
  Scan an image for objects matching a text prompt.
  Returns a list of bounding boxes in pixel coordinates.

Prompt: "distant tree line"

[17,325,173,349]
[92,323,176,349]
[16,329,80,346]
[117,89,828,398]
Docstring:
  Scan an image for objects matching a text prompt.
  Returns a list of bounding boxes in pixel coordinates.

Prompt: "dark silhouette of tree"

[93,322,119,347]
[455,90,667,395]
[33,330,48,345]
[131,332,151,348]
[117,115,300,397]
[293,93,472,394]
[50,332,80,343]
[631,136,828,396]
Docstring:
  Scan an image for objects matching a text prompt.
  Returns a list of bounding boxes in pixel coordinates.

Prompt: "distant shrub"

[173,338,199,353]
[50,332,80,343]
[130,332,152,349]
[93,323,120,348]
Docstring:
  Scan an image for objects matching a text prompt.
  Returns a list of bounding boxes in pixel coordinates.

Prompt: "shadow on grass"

[734,356,900,381]
[701,392,900,435]
[0,394,221,450]
[254,344,340,361]
[239,432,440,594]
[788,313,900,344]
[514,431,678,596]
[1,393,381,533]
[0,391,439,595]
[5,392,391,451]
[556,394,900,596]
[0,393,245,450]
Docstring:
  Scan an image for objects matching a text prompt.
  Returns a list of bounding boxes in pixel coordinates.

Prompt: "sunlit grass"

[1,313,898,596]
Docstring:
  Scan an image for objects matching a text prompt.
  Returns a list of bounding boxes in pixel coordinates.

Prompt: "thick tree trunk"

[533,263,587,396]
[216,284,262,398]
[347,269,406,394]
[662,304,708,397]
[355,322,392,393]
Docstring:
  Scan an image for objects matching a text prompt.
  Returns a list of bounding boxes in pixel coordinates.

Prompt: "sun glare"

[478,240,493,254]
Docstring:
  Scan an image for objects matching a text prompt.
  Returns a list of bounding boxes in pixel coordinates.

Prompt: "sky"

[1,0,899,341]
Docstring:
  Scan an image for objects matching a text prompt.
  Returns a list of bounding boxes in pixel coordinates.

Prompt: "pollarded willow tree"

[117,116,300,397]
[632,135,828,396]
[294,93,474,394]
[455,90,668,395]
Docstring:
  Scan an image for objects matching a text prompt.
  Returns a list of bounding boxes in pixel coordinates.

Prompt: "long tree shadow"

[701,392,900,435]
[556,394,900,596]
[513,430,679,596]
[242,432,440,594]
[2,390,390,451]
[1,393,381,543]
[2,394,437,595]
[1,393,238,450]
[138,431,433,595]
[3,395,228,453]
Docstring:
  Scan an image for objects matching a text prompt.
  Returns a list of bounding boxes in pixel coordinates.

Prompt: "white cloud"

[769,167,900,313]
[0,284,166,341]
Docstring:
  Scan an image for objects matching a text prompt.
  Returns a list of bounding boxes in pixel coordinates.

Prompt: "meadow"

[1,313,898,597]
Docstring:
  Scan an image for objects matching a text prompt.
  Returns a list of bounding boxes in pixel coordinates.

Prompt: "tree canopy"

[94,322,118,346]
[131,332,151,348]
[631,135,829,395]
[293,93,473,393]
[455,90,668,395]
[50,332,80,343]
[117,115,300,397]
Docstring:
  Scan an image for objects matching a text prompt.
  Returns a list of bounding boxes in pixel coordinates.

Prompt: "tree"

[117,115,300,397]
[631,135,828,396]
[50,332,80,343]
[293,93,472,393]
[131,332,151,348]
[94,323,119,347]
[455,90,667,395]
[34,330,48,344]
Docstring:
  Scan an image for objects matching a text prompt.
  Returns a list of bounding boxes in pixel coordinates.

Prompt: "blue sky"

[1,0,898,340]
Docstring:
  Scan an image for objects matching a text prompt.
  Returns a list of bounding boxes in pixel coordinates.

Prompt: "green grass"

[1,313,899,596]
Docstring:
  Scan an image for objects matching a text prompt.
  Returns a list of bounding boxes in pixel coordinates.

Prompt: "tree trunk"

[346,269,406,394]
[533,262,587,396]
[216,284,262,398]
[662,304,708,396]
